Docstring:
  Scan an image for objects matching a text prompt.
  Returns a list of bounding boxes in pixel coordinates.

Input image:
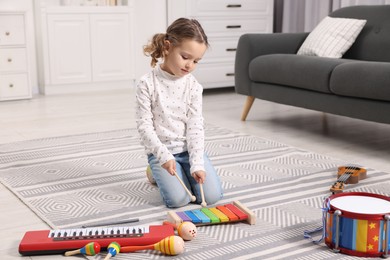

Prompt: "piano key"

[47,225,150,240]
[69,229,78,237]
[96,227,103,236]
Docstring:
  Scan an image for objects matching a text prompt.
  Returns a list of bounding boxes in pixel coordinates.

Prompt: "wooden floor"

[1,87,390,259]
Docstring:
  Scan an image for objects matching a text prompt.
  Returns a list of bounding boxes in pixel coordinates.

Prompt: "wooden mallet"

[173,170,196,202]
[199,183,207,207]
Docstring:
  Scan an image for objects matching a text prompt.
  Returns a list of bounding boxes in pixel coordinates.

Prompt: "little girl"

[136,18,223,208]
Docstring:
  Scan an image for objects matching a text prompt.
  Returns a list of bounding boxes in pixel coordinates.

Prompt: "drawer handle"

[226,25,241,29]
[226,73,235,77]
[5,31,10,36]
[226,48,237,52]
[7,58,12,63]
[227,4,241,8]
[9,83,14,88]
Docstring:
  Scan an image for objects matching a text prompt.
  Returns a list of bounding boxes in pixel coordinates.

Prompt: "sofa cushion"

[330,61,390,102]
[249,54,354,93]
[297,16,366,58]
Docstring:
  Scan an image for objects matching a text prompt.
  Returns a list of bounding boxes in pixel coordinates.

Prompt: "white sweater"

[136,65,205,173]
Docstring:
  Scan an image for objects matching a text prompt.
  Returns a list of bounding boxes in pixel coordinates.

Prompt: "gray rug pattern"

[1,125,390,259]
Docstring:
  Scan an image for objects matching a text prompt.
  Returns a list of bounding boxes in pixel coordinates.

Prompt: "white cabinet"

[0,12,32,101]
[35,0,135,94]
[90,14,131,82]
[47,14,91,84]
[168,0,274,89]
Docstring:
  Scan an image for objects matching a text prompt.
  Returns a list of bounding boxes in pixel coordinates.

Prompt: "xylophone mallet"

[64,242,101,256]
[121,235,185,255]
[199,183,207,207]
[163,221,197,241]
[104,241,120,260]
[173,170,196,202]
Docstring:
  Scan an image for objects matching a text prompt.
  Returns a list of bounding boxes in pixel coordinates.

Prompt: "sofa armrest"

[235,33,309,96]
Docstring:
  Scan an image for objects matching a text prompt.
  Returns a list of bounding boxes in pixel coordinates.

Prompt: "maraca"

[104,241,120,260]
[121,235,184,255]
[64,242,101,256]
[163,221,197,240]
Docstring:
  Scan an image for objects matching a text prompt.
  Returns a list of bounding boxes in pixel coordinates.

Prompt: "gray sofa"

[235,5,390,124]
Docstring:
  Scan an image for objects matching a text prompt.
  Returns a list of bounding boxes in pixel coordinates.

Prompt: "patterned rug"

[1,125,390,259]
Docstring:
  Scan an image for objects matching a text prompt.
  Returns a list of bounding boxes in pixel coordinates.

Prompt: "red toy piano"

[19,224,174,255]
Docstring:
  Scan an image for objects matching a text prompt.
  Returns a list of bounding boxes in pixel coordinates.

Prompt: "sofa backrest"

[330,5,390,62]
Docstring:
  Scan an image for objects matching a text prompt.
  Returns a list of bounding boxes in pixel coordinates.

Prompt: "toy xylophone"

[18,224,174,256]
[167,201,256,226]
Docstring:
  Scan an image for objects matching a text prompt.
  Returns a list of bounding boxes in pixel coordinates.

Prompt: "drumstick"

[200,183,207,207]
[173,170,196,202]
[121,235,185,255]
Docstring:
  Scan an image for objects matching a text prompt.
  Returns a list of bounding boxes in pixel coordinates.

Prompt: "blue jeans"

[148,151,223,208]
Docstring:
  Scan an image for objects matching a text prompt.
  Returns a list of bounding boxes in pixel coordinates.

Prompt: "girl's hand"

[162,159,176,175]
[192,170,206,184]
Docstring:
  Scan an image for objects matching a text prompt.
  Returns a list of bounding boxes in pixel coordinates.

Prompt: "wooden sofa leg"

[241,96,255,121]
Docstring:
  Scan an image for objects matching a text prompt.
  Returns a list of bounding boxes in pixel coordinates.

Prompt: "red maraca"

[121,235,184,255]
[64,242,101,256]
[163,221,197,240]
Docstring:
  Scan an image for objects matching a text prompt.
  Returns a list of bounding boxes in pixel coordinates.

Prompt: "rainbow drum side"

[325,192,390,257]
[167,201,256,226]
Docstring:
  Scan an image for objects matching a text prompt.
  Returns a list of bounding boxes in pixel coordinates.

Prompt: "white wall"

[134,0,167,81]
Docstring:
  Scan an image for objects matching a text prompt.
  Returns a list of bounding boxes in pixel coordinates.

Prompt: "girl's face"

[161,39,207,77]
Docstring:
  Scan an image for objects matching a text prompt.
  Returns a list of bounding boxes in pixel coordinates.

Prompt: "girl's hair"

[143,18,209,67]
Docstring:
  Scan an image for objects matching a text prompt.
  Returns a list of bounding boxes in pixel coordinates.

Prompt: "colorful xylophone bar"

[167,201,256,226]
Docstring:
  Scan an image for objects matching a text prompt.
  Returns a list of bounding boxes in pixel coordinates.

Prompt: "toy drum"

[325,192,390,257]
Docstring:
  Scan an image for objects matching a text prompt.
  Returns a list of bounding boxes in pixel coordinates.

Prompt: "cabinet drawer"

[189,0,273,16]
[199,17,272,37]
[0,48,27,72]
[0,74,30,99]
[0,14,26,46]
[193,64,235,88]
[204,38,238,62]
